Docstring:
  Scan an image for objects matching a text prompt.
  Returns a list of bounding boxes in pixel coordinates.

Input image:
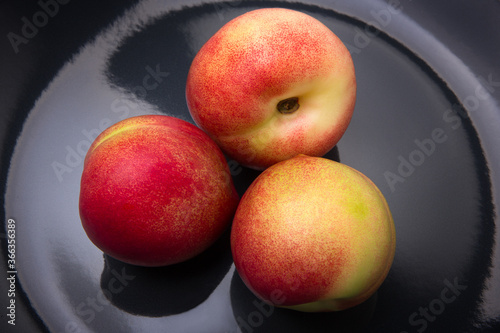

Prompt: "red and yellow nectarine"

[231,155,395,311]
[79,115,239,267]
[186,8,356,169]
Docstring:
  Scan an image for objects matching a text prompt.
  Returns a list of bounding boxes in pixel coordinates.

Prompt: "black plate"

[1,0,500,332]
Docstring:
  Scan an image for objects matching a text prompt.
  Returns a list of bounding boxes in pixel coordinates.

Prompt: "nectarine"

[79,115,239,267]
[231,155,395,311]
[186,8,356,169]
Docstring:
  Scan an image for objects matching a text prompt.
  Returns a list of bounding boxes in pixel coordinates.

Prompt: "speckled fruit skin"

[79,115,239,267]
[231,155,395,312]
[186,8,356,170]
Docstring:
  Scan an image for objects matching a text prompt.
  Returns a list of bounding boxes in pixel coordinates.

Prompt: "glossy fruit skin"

[186,8,356,169]
[79,115,239,267]
[231,155,395,312]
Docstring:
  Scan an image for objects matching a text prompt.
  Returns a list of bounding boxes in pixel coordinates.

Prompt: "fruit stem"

[277,97,300,114]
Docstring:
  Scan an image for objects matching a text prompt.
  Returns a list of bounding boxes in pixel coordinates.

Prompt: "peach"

[79,115,239,267]
[186,8,356,169]
[231,155,395,311]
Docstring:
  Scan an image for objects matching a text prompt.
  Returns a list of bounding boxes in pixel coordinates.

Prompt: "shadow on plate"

[99,227,233,317]
[230,270,376,333]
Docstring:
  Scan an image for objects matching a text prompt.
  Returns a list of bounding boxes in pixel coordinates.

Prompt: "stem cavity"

[277,97,300,114]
